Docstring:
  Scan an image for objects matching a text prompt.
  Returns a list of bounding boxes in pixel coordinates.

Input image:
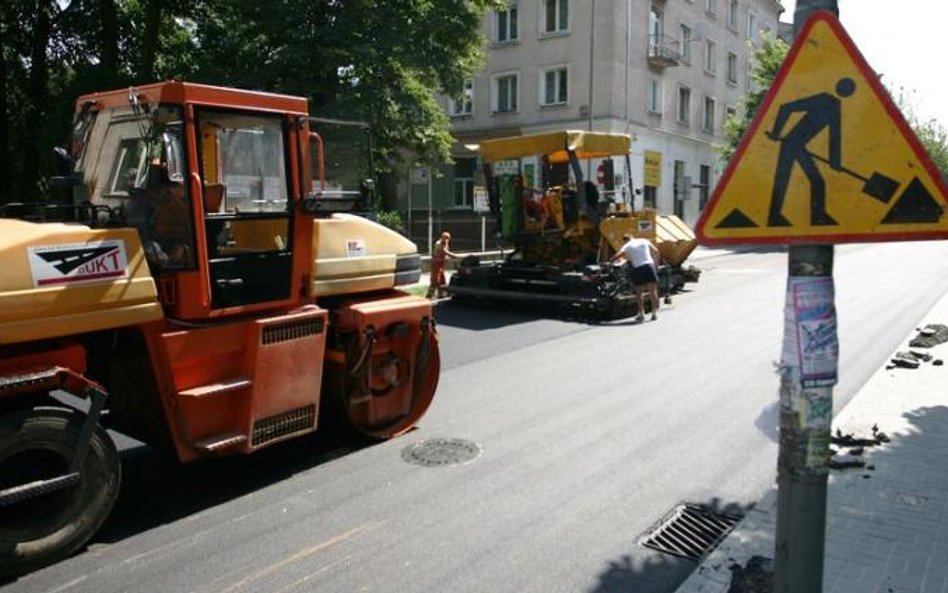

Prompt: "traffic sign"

[697,11,948,245]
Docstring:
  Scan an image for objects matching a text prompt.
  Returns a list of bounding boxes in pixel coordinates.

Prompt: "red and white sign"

[28,240,129,287]
[346,239,366,258]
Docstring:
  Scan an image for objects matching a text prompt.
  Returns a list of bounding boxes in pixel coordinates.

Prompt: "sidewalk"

[675,292,948,592]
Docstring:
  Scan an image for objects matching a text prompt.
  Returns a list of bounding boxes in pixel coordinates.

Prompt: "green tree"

[719,32,789,164]
[892,89,948,180]
[190,0,495,167]
[913,119,948,180]
[0,0,498,205]
[0,0,198,202]
[720,33,948,181]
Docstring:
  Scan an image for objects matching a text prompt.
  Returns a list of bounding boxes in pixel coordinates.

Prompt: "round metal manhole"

[401,437,481,467]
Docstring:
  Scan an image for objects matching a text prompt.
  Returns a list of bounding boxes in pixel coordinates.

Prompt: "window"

[703,96,716,132]
[727,0,738,30]
[706,0,717,16]
[726,51,738,85]
[746,11,757,38]
[699,164,711,209]
[449,79,474,117]
[107,138,148,196]
[543,0,568,34]
[493,73,519,113]
[649,8,664,42]
[643,186,657,209]
[677,85,691,125]
[647,79,662,114]
[648,8,664,59]
[725,104,737,123]
[673,160,686,218]
[104,106,194,270]
[704,39,717,74]
[496,4,519,42]
[454,158,475,207]
[679,24,693,64]
[541,66,568,105]
[202,113,289,214]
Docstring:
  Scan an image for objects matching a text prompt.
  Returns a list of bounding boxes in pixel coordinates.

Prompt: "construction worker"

[612,233,661,322]
[427,231,458,299]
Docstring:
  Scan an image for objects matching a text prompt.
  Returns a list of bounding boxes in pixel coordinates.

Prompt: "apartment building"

[408,0,783,237]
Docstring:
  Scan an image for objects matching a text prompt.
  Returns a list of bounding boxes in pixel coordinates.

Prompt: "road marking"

[217,521,385,593]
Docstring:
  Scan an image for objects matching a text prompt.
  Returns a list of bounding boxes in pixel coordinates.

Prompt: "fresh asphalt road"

[5,241,948,593]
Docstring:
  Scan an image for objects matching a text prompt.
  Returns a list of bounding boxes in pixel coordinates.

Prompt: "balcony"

[647,35,682,69]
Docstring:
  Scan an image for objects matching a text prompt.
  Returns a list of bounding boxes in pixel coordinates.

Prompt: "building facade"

[404,0,783,244]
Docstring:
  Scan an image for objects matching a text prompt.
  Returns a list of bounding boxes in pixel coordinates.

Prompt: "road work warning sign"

[697,11,948,245]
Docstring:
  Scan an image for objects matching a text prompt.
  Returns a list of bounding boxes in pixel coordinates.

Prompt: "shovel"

[766,132,900,203]
[806,150,900,204]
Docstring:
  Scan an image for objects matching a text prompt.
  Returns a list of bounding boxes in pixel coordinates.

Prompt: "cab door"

[196,110,294,310]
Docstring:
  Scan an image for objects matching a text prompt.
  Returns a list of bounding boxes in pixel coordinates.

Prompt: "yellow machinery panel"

[599,210,697,267]
[310,214,418,297]
[0,219,163,345]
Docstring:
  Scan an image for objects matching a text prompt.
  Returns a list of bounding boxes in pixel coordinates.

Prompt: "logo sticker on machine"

[28,240,129,287]
[346,239,366,257]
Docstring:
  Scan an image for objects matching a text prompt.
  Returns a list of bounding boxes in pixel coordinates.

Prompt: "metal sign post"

[427,167,433,255]
[774,4,838,592]
[474,186,489,252]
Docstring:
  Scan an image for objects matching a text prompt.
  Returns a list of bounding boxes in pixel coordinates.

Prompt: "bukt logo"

[28,240,129,287]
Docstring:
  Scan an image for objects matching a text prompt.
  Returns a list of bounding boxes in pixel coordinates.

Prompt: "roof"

[477,130,632,164]
[76,81,310,115]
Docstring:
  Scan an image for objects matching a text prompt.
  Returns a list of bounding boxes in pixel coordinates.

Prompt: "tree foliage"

[0,0,498,204]
[720,32,948,180]
[719,32,789,165]
[892,90,948,180]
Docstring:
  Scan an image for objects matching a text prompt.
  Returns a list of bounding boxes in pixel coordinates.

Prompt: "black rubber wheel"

[0,409,121,577]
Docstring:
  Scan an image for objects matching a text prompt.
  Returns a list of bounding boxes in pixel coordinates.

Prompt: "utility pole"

[773,2,840,592]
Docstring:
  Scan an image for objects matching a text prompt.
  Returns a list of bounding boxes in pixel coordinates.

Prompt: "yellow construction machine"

[0,82,439,576]
[448,130,700,317]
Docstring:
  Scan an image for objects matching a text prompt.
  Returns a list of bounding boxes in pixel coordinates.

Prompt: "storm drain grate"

[401,438,481,467]
[640,504,742,560]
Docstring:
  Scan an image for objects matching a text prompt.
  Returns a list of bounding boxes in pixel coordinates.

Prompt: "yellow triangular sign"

[697,11,948,245]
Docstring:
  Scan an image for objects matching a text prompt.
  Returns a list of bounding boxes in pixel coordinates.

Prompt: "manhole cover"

[401,438,481,467]
[640,504,742,560]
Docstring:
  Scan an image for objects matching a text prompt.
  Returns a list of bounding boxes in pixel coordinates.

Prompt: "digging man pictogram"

[766,77,856,227]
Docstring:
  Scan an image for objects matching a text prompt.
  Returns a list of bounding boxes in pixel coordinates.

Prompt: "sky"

[779,0,948,126]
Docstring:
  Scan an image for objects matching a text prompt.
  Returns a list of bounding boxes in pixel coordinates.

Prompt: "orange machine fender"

[322,292,440,439]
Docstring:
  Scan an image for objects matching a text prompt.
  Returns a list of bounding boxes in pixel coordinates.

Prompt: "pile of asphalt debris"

[887,323,948,369]
[829,424,889,471]
[727,555,774,593]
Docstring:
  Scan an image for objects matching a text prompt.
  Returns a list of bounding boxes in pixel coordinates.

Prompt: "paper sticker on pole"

[697,11,948,245]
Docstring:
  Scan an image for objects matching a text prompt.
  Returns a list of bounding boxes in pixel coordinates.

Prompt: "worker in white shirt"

[611,233,661,322]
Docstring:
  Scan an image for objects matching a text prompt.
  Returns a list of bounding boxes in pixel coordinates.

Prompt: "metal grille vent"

[252,405,316,446]
[262,319,324,345]
[401,438,481,467]
[641,504,742,560]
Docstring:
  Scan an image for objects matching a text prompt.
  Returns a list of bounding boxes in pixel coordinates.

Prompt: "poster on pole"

[789,277,839,387]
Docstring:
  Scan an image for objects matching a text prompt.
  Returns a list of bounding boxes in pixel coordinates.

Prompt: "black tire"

[0,409,121,577]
